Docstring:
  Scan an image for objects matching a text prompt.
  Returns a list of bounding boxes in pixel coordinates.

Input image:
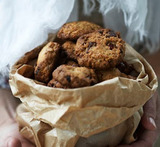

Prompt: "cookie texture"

[52,65,98,88]
[65,60,79,67]
[75,29,125,70]
[47,79,67,88]
[97,68,129,82]
[116,61,139,77]
[62,41,77,60]
[34,42,60,83]
[57,21,102,40]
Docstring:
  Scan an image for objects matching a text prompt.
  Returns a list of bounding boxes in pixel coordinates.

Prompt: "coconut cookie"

[57,21,102,40]
[34,42,60,83]
[52,65,98,88]
[75,29,125,70]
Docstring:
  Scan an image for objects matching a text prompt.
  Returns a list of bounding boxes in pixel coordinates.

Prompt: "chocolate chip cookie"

[97,66,137,82]
[97,68,129,82]
[34,42,60,83]
[47,79,67,88]
[57,21,102,40]
[52,65,98,88]
[75,29,125,70]
[116,61,139,77]
[62,41,77,60]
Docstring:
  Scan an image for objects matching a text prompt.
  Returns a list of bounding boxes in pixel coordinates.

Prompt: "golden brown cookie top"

[75,29,125,70]
[57,21,102,40]
[34,42,60,83]
[52,65,98,88]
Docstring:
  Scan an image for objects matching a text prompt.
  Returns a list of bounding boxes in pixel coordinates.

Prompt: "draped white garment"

[0,0,159,73]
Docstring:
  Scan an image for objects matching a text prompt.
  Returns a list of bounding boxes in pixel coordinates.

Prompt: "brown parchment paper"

[9,43,158,147]
[16,103,143,147]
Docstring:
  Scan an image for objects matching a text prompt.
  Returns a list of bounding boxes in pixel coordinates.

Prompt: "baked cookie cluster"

[34,21,138,88]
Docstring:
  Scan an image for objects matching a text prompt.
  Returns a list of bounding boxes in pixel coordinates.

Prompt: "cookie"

[97,67,136,82]
[116,61,139,77]
[18,65,34,79]
[97,68,127,81]
[47,79,67,88]
[65,60,79,67]
[52,65,98,88]
[62,41,77,60]
[57,21,102,40]
[75,29,125,70]
[34,42,60,83]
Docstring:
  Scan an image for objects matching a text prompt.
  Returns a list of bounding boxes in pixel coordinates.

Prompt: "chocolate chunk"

[66,75,71,83]
[98,30,104,34]
[86,42,97,53]
[106,42,114,50]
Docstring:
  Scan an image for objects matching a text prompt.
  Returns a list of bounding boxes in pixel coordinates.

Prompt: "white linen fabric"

[0,0,159,74]
[0,0,75,74]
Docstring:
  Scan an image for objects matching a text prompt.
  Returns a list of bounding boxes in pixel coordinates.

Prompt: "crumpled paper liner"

[9,42,158,147]
[16,103,143,147]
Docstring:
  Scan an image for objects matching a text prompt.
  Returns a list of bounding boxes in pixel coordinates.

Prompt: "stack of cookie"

[9,21,158,147]
[34,21,138,88]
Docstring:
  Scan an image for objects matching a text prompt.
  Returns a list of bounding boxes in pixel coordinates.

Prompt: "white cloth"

[0,0,160,73]
[82,0,160,53]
